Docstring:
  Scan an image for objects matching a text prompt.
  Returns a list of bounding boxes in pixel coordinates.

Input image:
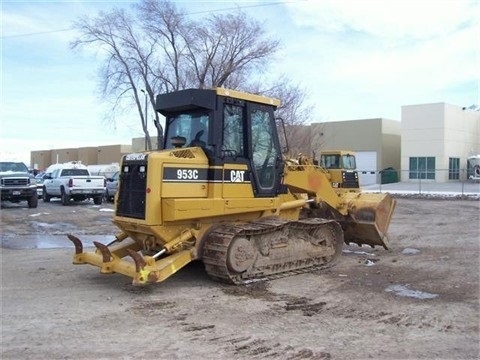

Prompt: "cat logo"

[230,170,245,183]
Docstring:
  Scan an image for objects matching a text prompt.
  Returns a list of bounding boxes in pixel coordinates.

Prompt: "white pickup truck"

[42,161,105,205]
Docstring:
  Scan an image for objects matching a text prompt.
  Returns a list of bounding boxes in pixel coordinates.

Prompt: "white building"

[401,103,480,182]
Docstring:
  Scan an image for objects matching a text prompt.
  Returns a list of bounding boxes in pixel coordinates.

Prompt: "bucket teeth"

[127,249,147,272]
[67,234,83,254]
[93,241,112,263]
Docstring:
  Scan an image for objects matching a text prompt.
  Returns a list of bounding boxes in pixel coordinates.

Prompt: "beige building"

[401,103,480,182]
[30,135,161,171]
[279,119,401,186]
[31,144,132,171]
[131,136,161,152]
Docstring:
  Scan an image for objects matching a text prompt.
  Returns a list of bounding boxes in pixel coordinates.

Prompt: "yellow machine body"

[68,88,396,285]
[319,150,360,193]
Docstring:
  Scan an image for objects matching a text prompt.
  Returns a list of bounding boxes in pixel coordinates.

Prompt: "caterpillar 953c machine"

[67,88,396,286]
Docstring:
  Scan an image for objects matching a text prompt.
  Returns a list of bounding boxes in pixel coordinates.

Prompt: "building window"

[448,157,460,180]
[409,157,435,180]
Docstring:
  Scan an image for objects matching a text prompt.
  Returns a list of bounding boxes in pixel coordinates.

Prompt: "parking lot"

[1,197,479,359]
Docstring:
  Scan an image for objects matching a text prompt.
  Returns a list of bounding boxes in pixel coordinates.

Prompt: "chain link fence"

[360,168,480,197]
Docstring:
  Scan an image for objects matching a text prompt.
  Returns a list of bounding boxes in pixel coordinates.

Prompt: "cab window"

[342,154,356,169]
[251,108,279,189]
[321,155,340,169]
[164,111,211,151]
[223,104,244,157]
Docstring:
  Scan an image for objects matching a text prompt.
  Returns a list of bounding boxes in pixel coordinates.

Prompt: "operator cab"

[156,88,284,197]
[320,150,359,191]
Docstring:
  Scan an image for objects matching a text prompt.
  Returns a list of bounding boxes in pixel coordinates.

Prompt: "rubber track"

[202,217,342,285]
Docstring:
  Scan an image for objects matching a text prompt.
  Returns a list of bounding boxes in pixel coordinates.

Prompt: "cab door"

[44,169,59,195]
[247,103,283,197]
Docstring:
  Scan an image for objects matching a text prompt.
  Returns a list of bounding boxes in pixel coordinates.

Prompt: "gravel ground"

[1,197,479,360]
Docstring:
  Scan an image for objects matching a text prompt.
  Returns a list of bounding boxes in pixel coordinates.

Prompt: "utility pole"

[141,89,148,150]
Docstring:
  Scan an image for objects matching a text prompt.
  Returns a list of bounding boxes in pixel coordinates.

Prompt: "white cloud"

[276,0,478,120]
[285,0,475,40]
[332,24,477,90]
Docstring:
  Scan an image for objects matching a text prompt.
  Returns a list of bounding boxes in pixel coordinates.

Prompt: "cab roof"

[155,88,281,114]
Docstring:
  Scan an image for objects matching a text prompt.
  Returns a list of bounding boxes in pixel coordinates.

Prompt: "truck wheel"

[93,196,103,205]
[43,187,51,202]
[28,194,38,208]
[61,189,70,206]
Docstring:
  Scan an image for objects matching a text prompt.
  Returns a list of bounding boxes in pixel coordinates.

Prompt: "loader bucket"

[340,192,396,249]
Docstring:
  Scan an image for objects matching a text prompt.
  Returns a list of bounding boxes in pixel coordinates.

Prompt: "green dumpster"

[381,167,398,184]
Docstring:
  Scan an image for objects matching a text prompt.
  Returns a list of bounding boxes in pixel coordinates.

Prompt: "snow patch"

[385,284,438,299]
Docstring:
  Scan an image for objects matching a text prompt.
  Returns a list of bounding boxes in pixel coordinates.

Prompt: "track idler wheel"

[226,236,256,273]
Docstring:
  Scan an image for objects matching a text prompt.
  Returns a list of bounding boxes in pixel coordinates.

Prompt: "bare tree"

[134,0,189,93]
[262,77,313,126]
[248,77,314,157]
[136,1,279,90]
[71,8,158,150]
[271,79,315,157]
[133,0,190,144]
[71,0,311,151]
[185,12,279,89]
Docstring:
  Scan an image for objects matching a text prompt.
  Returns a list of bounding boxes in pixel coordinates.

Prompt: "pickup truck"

[0,161,38,208]
[42,161,106,205]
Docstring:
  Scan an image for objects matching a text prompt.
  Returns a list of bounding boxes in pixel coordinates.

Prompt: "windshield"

[0,162,28,172]
[164,111,211,152]
[342,154,356,170]
[321,155,340,169]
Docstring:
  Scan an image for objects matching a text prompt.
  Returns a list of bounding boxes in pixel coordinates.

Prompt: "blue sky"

[1,0,478,166]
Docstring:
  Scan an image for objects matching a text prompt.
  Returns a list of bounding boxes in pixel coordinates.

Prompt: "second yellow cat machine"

[68,88,396,285]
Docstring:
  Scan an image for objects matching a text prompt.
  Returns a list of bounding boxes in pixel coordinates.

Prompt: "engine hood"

[0,171,31,178]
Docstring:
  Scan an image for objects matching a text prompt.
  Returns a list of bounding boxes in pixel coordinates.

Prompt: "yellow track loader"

[68,88,396,285]
[320,150,360,193]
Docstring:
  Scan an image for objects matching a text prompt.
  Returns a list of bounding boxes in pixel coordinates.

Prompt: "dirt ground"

[1,197,479,360]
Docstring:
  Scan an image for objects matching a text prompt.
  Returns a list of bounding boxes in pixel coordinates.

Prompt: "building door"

[355,151,377,186]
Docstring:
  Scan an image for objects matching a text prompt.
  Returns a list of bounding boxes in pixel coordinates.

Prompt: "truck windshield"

[0,162,28,172]
[164,111,211,152]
